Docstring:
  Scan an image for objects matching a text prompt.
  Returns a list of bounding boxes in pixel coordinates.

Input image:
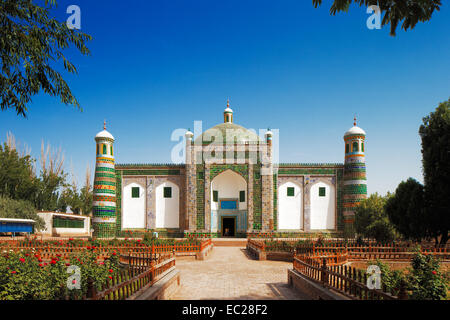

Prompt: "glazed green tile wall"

[336,168,344,231]
[210,164,249,181]
[196,165,205,229]
[273,174,277,231]
[117,169,181,176]
[278,168,335,175]
[343,184,367,194]
[253,165,262,230]
[115,170,122,235]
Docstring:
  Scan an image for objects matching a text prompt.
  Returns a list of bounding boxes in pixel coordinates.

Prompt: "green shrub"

[407,251,448,300]
[368,259,405,296]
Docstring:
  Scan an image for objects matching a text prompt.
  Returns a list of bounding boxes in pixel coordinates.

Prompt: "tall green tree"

[0,195,45,231]
[385,178,427,241]
[0,143,38,202]
[419,99,450,246]
[354,193,398,242]
[312,0,442,36]
[0,0,92,117]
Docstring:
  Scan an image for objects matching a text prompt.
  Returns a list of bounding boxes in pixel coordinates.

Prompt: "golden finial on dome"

[353,116,357,127]
[103,119,106,130]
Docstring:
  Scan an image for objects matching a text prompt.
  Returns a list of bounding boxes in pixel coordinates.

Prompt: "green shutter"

[103,144,107,154]
[239,191,245,202]
[52,217,84,228]
[362,142,364,152]
[287,187,294,197]
[213,190,218,202]
[345,144,349,153]
[319,187,326,197]
[131,187,140,198]
[164,187,172,198]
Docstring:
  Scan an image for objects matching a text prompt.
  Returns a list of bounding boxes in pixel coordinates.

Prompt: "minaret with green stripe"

[93,121,116,238]
[343,117,367,235]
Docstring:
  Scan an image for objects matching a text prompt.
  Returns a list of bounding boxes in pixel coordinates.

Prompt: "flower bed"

[0,248,120,300]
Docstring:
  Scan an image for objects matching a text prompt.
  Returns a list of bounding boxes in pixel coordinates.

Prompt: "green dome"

[194,122,262,145]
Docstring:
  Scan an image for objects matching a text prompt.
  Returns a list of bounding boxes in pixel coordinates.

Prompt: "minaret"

[262,128,274,231]
[92,121,116,238]
[343,117,367,235]
[224,99,233,123]
[185,128,195,232]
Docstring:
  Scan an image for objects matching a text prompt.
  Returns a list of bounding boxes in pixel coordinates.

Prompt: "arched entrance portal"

[210,170,247,237]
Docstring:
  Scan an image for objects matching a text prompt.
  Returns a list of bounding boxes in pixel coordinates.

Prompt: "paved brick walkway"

[170,246,309,300]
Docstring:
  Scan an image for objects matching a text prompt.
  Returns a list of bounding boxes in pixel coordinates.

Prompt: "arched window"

[361,142,364,152]
[345,144,349,153]
[352,141,359,152]
[102,144,107,154]
[110,146,113,156]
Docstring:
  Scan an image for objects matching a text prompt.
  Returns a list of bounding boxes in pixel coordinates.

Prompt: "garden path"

[170,246,308,300]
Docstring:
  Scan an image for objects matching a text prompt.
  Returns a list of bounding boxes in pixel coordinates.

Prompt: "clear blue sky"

[1,0,449,195]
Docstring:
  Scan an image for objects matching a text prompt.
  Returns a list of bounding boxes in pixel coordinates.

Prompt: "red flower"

[39,264,43,267]
[108,276,113,279]
[25,253,29,257]
[19,258,25,263]
[56,254,62,257]
[72,279,77,284]
[38,258,42,262]
[87,246,91,249]
[11,271,16,274]
[109,269,113,273]
[34,254,39,258]
[432,271,437,275]
[65,263,70,266]
[112,252,116,256]
[51,260,57,265]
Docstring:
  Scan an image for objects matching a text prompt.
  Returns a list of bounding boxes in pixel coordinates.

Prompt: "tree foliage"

[0,134,92,217]
[0,0,92,117]
[385,178,427,241]
[312,0,442,36]
[419,99,450,246]
[0,195,45,231]
[354,193,398,242]
[0,144,38,201]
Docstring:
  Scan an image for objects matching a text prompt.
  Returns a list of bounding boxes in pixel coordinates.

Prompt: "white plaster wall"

[36,212,90,235]
[122,183,146,229]
[278,182,302,230]
[310,182,336,230]
[155,182,179,228]
[210,170,247,210]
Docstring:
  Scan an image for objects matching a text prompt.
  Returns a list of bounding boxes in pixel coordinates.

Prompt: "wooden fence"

[248,239,450,261]
[0,239,212,258]
[86,252,176,300]
[293,254,407,300]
